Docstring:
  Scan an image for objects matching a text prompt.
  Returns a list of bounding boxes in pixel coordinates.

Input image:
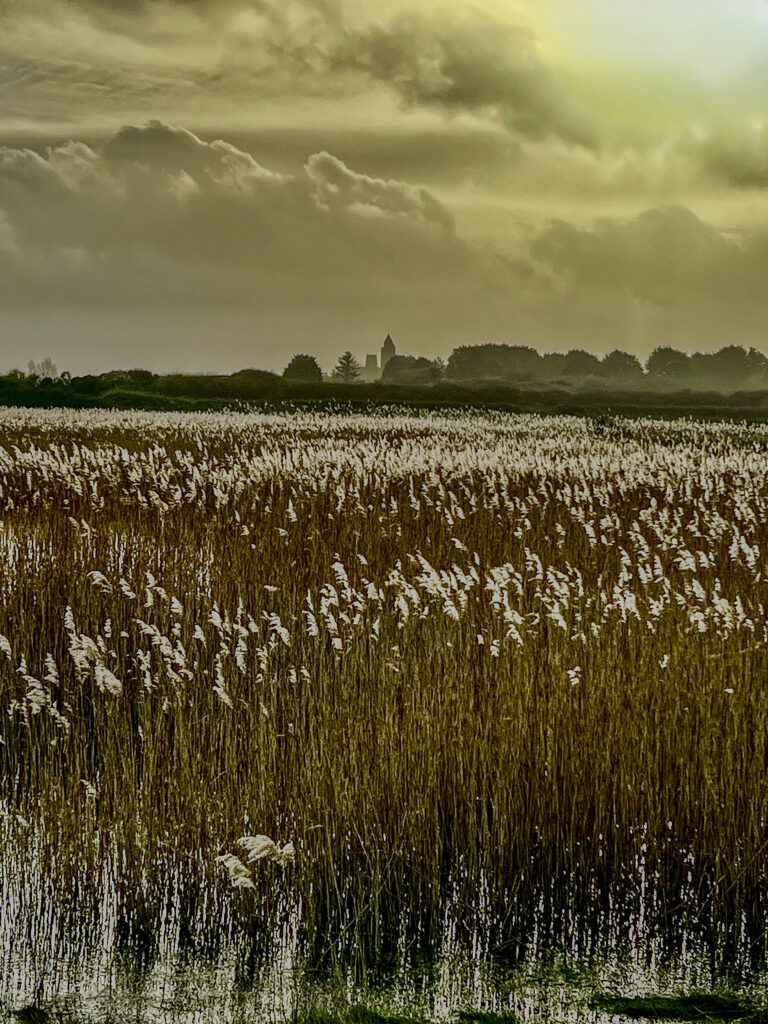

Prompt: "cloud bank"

[4,121,768,372]
[333,11,597,148]
[1,0,597,150]
[0,121,465,309]
[0,121,508,370]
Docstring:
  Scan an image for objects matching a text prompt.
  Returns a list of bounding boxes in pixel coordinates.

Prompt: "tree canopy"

[332,351,361,383]
[283,353,323,383]
[382,355,443,385]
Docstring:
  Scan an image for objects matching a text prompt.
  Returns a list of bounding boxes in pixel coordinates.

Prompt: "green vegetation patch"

[591,994,754,1021]
[293,1009,519,1024]
[11,1007,51,1024]
[293,1009,428,1024]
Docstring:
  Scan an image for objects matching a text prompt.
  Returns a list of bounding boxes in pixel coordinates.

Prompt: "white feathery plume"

[86,570,112,592]
[216,853,256,890]
[94,663,123,697]
[238,834,296,866]
[43,654,59,685]
[213,655,233,708]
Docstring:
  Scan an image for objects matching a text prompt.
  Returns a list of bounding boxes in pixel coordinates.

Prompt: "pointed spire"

[381,333,396,368]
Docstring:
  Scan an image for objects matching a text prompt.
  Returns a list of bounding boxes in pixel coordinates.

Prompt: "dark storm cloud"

[5,119,768,370]
[2,122,768,320]
[0,118,528,371]
[527,205,768,351]
[0,121,468,309]
[5,0,338,17]
[531,206,746,305]
[682,125,768,190]
[334,12,597,148]
[2,0,596,149]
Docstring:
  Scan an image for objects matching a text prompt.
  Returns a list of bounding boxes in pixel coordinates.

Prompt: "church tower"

[381,334,396,369]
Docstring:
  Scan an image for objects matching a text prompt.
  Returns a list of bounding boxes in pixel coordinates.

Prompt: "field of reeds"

[2,407,768,1013]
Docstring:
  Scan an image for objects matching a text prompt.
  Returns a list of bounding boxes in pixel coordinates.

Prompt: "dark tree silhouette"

[446,344,540,380]
[708,346,765,389]
[745,347,768,384]
[646,347,691,382]
[599,350,644,382]
[382,355,443,385]
[283,353,323,382]
[540,352,567,379]
[541,349,600,381]
[332,351,361,383]
[561,349,600,379]
[688,346,768,391]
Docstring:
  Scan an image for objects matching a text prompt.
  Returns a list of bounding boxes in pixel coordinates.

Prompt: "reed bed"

[1,407,768,980]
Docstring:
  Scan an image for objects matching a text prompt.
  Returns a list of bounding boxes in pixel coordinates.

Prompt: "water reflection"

[1,835,763,1024]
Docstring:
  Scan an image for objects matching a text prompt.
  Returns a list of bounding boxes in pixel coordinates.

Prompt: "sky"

[3,0,768,373]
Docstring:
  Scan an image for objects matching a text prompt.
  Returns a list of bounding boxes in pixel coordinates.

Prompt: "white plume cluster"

[239,834,296,867]
[215,853,256,891]
[217,834,296,891]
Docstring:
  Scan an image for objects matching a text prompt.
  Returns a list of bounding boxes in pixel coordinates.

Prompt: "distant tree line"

[6,343,768,417]
[279,344,768,392]
[18,344,765,398]
[441,344,768,391]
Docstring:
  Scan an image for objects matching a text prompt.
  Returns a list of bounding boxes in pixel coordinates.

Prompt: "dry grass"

[1,408,767,972]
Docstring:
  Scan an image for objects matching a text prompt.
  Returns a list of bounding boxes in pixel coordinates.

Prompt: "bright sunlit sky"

[3,0,768,372]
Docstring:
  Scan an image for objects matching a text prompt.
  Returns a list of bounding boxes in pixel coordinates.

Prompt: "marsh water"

[2,840,767,1024]
[2,933,766,1023]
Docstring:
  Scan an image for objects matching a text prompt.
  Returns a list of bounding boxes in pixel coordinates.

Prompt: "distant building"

[381,334,396,369]
[361,354,379,383]
[360,335,397,382]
